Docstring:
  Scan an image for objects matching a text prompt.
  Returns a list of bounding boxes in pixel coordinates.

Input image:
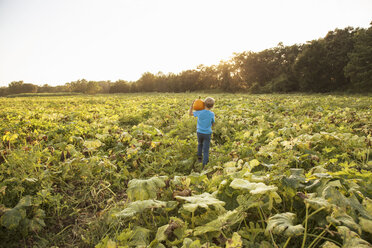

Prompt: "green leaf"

[83,139,102,150]
[363,198,372,215]
[127,176,166,201]
[29,209,46,232]
[113,199,168,219]
[0,195,32,230]
[1,208,23,230]
[320,241,340,248]
[106,239,117,248]
[265,212,304,237]
[359,217,372,234]
[337,226,372,248]
[230,178,278,195]
[116,227,133,242]
[181,238,202,248]
[129,226,151,247]
[15,195,32,209]
[237,194,263,210]
[188,172,208,185]
[193,210,245,236]
[304,197,332,211]
[155,217,187,245]
[327,209,361,234]
[148,240,166,248]
[226,232,243,248]
[282,168,306,189]
[322,185,348,207]
[176,192,225,213]
[155,225,169,242]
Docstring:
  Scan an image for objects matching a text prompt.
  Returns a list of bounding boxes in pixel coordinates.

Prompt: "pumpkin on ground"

[193,99,205,110]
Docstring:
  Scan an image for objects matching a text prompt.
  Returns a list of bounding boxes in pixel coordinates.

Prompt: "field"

[0,93,371,248]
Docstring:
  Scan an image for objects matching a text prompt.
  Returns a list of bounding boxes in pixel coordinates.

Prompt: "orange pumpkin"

[193,99,205,110]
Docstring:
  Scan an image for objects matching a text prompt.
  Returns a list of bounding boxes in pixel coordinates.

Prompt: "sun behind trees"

[1,23,371,97]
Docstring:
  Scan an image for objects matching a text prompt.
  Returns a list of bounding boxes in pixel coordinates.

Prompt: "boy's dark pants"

[197,132,211,165]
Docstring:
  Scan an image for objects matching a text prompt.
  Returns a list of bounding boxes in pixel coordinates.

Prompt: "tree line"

[1,23,371,96]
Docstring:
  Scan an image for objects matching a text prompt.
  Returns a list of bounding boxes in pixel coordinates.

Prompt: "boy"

[189,97,215,166]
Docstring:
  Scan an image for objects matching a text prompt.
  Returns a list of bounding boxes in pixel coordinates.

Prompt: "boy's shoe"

[198,156,202,163]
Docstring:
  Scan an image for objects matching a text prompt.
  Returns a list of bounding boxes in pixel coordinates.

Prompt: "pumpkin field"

[0,93,371,248]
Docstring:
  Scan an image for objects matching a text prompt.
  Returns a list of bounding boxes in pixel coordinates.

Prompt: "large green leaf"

[127,176,167,201]
[181,238,202,248]
[193,210,245,236]
[83,139,102,150]
[230,178,278,195]
[155,217,187,245]
[1,208,24,230]
[363,198,372,215]
[113,199,170,219]
[265,212,304,237]
[230,178,281,210]
[320,241,340,248]
[305,196,332,211]
[322,185,372,220]
[337,226,372,248]
[327,208,361,234]
[322,185,348,207]
[29,209,46,232]
[1,195,32,230]
[282,168,306,189]
[129,226,152,247]
[359,217,372,234]
[226,232,243,248]
[176,192,225,213]
[236,194,264,210]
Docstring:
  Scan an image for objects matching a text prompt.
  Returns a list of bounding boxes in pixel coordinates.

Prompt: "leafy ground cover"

[0,93,371,248]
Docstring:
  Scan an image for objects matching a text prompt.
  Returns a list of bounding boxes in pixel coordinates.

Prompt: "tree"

[86,81,101,94]
[8,81,37,94]
[22,83,38,93]
[218,61,235,92]
[293,40,329,92]
[69,79,88,93]
[38,84,53,93]
[344,24,372,92]
[0,87,9,96]
[177,70,200,92]
[8,81,24,94]
[294,27,356,92]
[137,72,156,92]
[196,64,218,90]
[109,80,130,93]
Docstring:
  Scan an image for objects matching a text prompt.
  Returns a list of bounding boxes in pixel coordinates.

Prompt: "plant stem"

[303,207,326,225]
[308,228,327,248]
[243,218,249,229]
[306,233,342,246]
[257,206,265,229]
[282,237,292,248]
[220,230,228,239]
[269,230,279,248]
[301,203,309,248]
[191,210,195,229]
[56,224,73,236]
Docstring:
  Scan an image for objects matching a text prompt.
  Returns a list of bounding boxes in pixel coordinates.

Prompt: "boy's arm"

[189,100,195,116]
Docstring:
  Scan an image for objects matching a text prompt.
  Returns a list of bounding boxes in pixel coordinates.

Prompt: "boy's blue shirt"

[193,109,215,134]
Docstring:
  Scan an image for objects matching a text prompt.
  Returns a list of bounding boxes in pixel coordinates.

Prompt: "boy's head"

[204,97,215,109]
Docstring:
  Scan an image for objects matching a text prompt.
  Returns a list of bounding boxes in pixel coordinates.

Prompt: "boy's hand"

[189,100,195,116]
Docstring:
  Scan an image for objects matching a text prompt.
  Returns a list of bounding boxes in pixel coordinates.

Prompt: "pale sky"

[0,0,371,86]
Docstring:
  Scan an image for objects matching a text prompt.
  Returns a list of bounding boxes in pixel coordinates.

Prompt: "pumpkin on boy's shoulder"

[193,99,205,111]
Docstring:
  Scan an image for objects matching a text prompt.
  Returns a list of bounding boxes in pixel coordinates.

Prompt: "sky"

[0,0,371,86]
